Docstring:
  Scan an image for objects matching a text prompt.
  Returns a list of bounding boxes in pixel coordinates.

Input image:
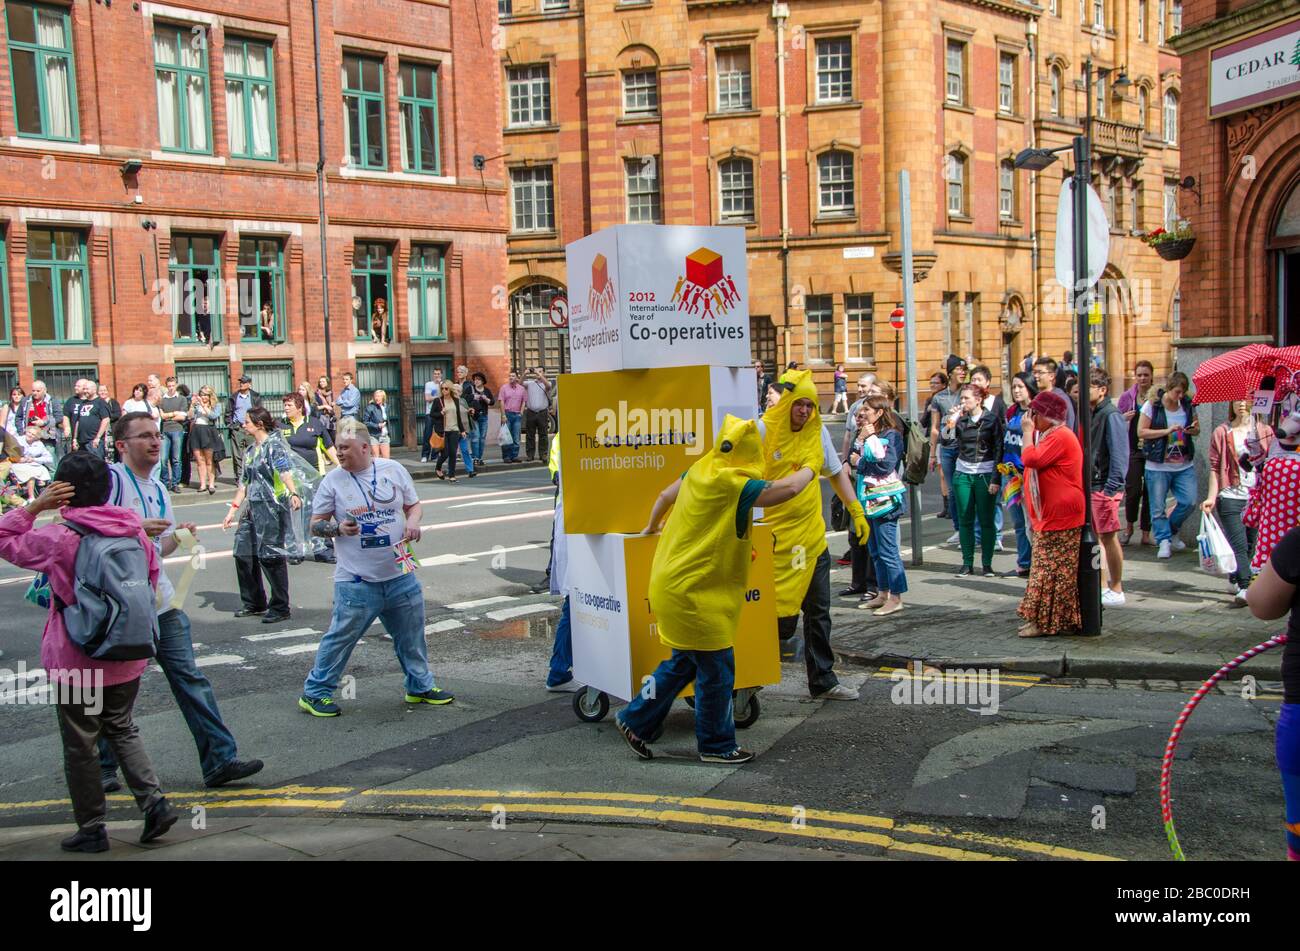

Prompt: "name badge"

[360,534,392,550]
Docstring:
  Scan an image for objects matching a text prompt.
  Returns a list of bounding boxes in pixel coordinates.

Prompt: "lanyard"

[123,465,166,520]
[347,462,397,513]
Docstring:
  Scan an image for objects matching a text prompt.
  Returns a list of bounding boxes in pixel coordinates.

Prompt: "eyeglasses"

[123,432,163,443]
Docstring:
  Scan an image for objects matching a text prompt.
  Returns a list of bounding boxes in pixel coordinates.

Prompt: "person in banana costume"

[613,415,816,764]
[759,369,869,700]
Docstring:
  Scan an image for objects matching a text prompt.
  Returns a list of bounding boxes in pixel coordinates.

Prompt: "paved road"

[0,465,1286,860]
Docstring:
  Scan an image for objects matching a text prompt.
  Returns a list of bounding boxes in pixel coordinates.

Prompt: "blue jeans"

[1145,465,1198,543]
[503,411,522,462]
[303,573,435,699]
[546,597,573,687]
[1007,500,1032,570]
[98,609,238,784]
[471,414,489,462]
[162,430,184,486]
[866,517,908,595]
[459,433,475,474]
[617,647,737,755]
[939,444,960,533]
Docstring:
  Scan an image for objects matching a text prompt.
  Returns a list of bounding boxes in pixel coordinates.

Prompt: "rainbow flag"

[997,463,1023,507]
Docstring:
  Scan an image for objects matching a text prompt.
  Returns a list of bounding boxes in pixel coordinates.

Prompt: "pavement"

[825,512,1288,682]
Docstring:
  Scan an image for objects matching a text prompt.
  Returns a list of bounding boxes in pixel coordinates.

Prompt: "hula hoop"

[1160,632,1288,861]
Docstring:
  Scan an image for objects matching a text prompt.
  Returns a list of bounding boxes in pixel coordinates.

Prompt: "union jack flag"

[394,542,421,574]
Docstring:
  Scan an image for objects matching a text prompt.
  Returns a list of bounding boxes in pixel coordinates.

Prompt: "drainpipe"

[773,2,791,363]
[1027,19,1041,359]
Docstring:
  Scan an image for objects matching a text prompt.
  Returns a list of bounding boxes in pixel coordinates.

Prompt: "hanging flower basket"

[1155,236,1196,261]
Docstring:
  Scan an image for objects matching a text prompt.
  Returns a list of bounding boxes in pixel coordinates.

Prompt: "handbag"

[428,430,445,451]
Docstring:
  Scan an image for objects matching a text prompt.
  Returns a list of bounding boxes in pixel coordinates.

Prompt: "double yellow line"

[0,784,1122,861]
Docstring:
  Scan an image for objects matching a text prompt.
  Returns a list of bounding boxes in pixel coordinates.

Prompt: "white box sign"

[565,225,750,373]
[1210,17,1300,119]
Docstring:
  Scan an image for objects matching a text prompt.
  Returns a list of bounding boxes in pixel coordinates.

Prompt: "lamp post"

[310,0,333,383]
[1013,58,1102,636]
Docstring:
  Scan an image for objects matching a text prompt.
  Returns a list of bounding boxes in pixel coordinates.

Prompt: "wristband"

[228,502,240,510]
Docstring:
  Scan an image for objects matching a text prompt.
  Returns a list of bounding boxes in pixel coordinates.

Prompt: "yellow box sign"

[560,365,724,534]
[624,525,780,698]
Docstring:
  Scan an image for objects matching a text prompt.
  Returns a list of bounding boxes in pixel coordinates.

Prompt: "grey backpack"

[55,522,159,660]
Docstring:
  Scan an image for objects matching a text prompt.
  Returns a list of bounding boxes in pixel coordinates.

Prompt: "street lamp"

[1013,60,1103,637]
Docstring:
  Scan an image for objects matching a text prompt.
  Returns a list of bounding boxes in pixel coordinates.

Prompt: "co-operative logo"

[671,247,740,319]
[588,253,617,323]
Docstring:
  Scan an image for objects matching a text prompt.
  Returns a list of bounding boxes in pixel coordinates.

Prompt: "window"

[1171,0,1182,37]
[237,237,284,342]
[998,53,1016,114]
[398,61,440,174]
[1108,176,1122,229]
[1050,0,1058,14]
[223,37,275,160]
[815,37,852,103]
[622,70,658,116]
[625,157,662,223]
[1050,65,1062,116]
[542,0,569,8]
[1094,74,1106,118]
[1158,0,1166,44]
[154,22,211,153]
[1138,86,1149,132]
[1130,179,1143,231]
[509,284,568,377]
[0,230,9,344]
[351,242,392,341]
[1138,0,1147,40]
[406,245,446,340]
[1163,90,1178,144]
[343,54,385,169]
[946,153,965,216]
[169,234,221,345]
[945,39,965,104]
[1092,0,1105,29]
[716,48,752,112]
[1164,180,1178,229]
[26,228,89,344]
[962,294,979,365]
[719,157,754,223]
[5,2,77,141]
[1172,290,1181,337]
[1000,161,1016,220]
[511,166,555,232]
[845,294,874,363]
[805,295,833,363]
[942,292,958,358]
[817,151,854,217]
[498,0,511,15]
[507,64,551,127]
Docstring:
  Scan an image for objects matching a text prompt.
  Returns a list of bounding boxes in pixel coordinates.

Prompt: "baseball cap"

[238,375,252,383]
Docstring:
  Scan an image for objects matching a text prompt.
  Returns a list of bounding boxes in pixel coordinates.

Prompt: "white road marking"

[0,667,44,687]
[420,554,477,567]
[243,628,319,642]
[447,497,541,509]
[446,595,516,610]
[271,642,320,656]
[425,619,465,634]
[195,654,244,668]
[483,604,558,622]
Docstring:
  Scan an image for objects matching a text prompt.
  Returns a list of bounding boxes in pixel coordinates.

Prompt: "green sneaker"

[298,695,340,717]
[405,688,455,705]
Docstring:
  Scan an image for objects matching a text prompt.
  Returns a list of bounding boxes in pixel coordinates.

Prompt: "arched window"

[817,150,854,217]
[1163,90,1179,144]
[1138,86,1149,132]
[510,282,568,376]
[719,157,755,223]
[946,152,966,217]
[1050,66,1062,117]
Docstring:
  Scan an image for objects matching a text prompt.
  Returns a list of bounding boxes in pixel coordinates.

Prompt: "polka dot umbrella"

[1190,344,1300,404]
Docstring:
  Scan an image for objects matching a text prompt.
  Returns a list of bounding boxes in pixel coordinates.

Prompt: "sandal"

[436,470,446,481]
[447,477,457,483]
[1018,623,1054,638]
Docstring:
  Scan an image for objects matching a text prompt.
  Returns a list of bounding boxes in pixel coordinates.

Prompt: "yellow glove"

[848,498,869,543]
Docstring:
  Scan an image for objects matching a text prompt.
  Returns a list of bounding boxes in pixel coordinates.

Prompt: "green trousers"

[954,472,997,570]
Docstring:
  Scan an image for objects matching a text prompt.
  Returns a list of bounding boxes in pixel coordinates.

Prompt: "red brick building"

[1172,0,1300,370]
[0,0,506,445]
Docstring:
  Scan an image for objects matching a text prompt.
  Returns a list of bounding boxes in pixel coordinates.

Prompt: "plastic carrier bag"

[1196,510,1237,578]
[244,432,327,560]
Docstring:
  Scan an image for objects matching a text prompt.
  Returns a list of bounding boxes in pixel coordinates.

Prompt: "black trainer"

[205,758,265,788]
[61,826,109,853]
[234,607,265,618]
[700,748,755,764]
[100,771,122,793]
[956,566,974,577]
[837,587,867,598]
[140,798,179,844]
[261,611,291,624]
[615,716,653,760]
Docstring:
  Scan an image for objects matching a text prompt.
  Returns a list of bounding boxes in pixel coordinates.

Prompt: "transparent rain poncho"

[234,431,325,560]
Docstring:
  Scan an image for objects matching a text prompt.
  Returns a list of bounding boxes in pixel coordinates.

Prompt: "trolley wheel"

[573,688,609,723]
[735,692,761,729]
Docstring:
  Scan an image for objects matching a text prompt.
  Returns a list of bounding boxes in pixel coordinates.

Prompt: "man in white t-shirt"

[99,411,265,789]
[299,420,454,716]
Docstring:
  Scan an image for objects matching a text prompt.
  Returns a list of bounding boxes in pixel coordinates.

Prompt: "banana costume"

[760,370,868,616]
[648,415,769,652]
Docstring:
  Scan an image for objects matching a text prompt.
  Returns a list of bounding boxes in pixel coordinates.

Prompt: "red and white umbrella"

[1190,344,1300,404]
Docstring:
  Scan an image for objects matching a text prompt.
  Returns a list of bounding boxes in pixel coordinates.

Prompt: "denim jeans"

[546,597,573,687]
[939,443,960,533]
[1215,495,1257,588]
[458,433,475,474]
[1145,465,1198,543]
[303,573,436,699]
[162,430,184,486]
[866,517,908,595]
[98,609,238,784]
[471,414,489,462]
[421,410,436,460]
[1007,500,1032,570]
[503,411,522,462]
[617,647,737,755]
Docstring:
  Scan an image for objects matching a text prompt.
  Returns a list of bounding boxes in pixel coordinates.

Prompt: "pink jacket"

[0,505,159,686]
